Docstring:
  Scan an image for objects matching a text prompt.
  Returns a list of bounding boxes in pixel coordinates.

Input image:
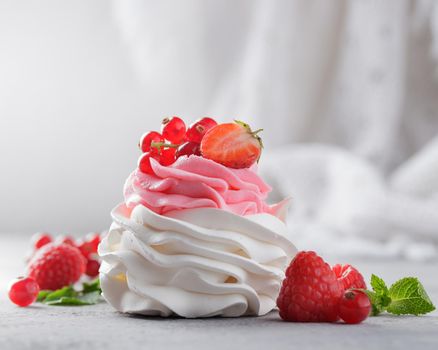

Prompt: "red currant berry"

[85,259,100,278]
[176,141,201,158]
[339,290,371,324]
[8,277,40,307]
[161,116,186,143]
[138,152,158,175]
[57,235,76,246]
[31,232,52,250]
[78,241,96,259]
[186,117,217,143]
[85,233,101,253]
[159,147,177,166]
[139,131,164,154]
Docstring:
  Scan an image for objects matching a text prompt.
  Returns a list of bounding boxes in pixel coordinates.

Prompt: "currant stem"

[150,141,179,149]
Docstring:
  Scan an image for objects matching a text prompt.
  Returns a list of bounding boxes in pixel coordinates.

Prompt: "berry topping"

[31,232,52,250]
[338,290,371,324]
[85,259,101,278]
[277,251,342,322]
[159,147,177,166]
[136,118,265,170]
[176,141,201,158]
[28,243,86,290]
[8,277,40,307]
[161,116,186,144]
[139,131,164,153]
[186,117,218,143]
[200,120,263,169]
[138,152,158,175]
[333,264,367,291]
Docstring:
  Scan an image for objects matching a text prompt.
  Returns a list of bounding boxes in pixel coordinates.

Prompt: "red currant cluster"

[138,116,217,175]
[31,232,102,278]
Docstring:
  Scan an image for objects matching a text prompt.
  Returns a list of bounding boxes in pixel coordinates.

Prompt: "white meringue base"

[99,203,296,318]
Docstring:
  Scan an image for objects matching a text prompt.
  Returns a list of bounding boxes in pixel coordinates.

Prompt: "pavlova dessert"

[99,117,297,317]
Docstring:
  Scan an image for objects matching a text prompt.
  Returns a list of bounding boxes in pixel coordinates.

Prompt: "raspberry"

[277,251,343,322]
[8,277,40,307]
[332,264,366,291]
[28,243,86,290]
[339,290,371,324]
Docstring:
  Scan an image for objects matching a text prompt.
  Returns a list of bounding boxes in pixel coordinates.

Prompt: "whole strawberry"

[332,264,367,291]
[277,251,342,322]
[28,243,86,290]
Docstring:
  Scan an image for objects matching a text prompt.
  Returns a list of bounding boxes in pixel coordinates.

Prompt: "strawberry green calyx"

[234,120,264,149]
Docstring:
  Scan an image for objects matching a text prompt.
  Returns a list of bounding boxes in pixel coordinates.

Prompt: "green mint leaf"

[37,290,52,302]
[44,297,92,306]
[387,277,435,315]
[43,286,77,303]
[362,289,385,316]
[370,274,389,296]
[44,291,102,306]
[82,278,101,294]
[37,280,102,306]
[77,290,101,304]
[365,275,392,315]
[363,290,383,316]
[363,289,391,316]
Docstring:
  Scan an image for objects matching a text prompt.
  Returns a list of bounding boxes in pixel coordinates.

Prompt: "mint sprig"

[37,279,102,306]
[365,275,435,316]
[387,277,435,315]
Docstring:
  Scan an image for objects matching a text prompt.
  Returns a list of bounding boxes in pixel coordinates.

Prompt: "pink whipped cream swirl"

[123,155,284,217]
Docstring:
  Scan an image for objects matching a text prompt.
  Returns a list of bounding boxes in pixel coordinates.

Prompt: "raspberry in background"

[28,243,86,290]
[277,251,343,322]
[333,264,367,291]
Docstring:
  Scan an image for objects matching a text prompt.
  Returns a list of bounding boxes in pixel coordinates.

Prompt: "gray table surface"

[1,234,437,350]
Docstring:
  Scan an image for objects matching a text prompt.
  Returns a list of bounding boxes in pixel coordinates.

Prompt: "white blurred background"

[1,0,437,260]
